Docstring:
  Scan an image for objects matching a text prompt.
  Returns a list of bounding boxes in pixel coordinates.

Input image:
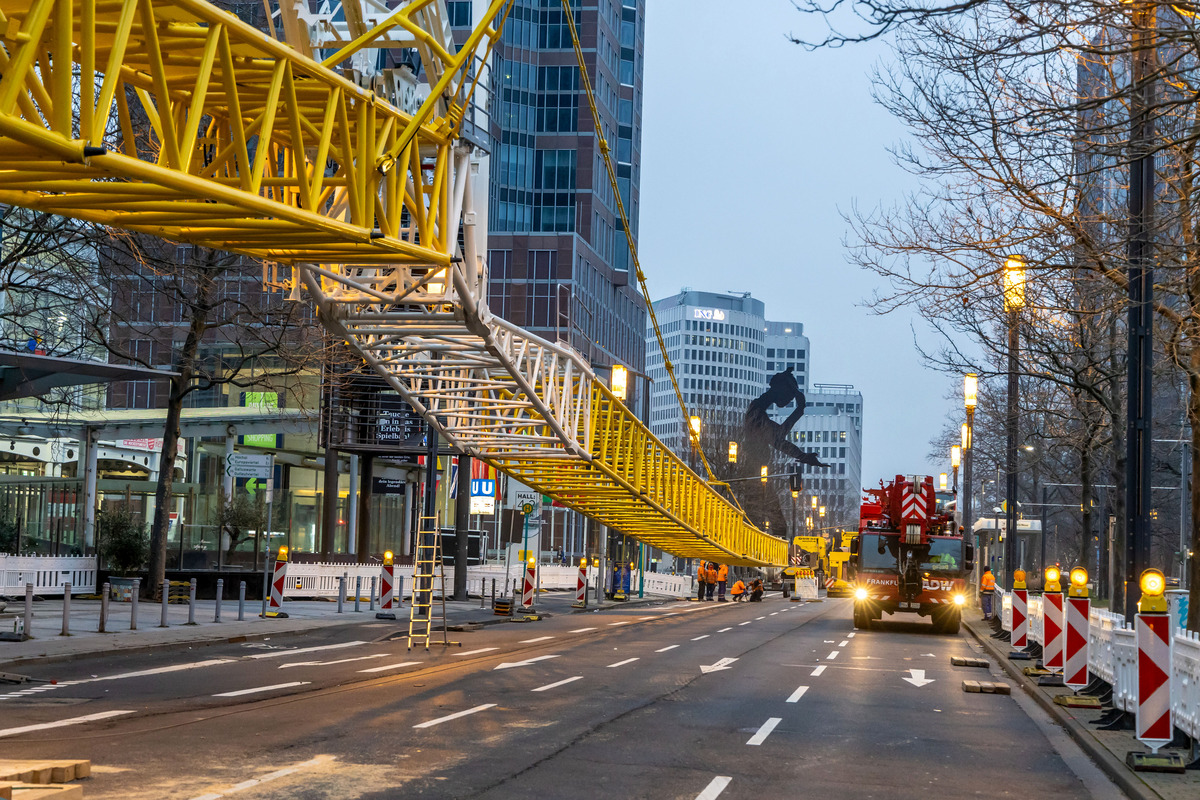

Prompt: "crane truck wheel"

[933,608,961,635]
[853,604,870,630]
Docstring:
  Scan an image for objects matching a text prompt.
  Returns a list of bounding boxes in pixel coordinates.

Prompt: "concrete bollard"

[23,583,33,641]
[99,582,110,633]
[214,578,224,623]
[160,579,170,627]
[369,576,376,611]
[355,575,362,612]
[187,578,197,625]
[337,575,345,613]
[131,578,140,630]
[60,583,72,636]
[238,581,246,621]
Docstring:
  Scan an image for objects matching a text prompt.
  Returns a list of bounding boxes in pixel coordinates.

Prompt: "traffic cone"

[265,546,289,619]
[376,550,397,620]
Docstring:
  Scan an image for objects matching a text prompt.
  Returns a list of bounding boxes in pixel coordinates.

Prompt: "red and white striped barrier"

[1064,596,1090,691]
[377,550,397,620]
[521,563,536,610]
[1012,587,1028,650]
[574,561,587,606]
[1043,590,1064,672]
[1136,569,1174,752]
[266,547,289,618]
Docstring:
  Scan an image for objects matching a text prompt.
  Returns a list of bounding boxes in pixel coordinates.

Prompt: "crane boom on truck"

[850,475,975,633]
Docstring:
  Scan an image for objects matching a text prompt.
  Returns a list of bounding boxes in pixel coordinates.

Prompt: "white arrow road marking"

[493,655,561,670]
[696,776,733,800]
[692,635,710,641]
[656,645,679,653]
[810,665,826,677]
[531,676,583,692]
[358,661,422,674]
[247,642,366,660]
[453,647,499,657]
[786,685,809,703]
[921,653,937,657]
[903,669,936,687]
[519,636,555,644]
[0,710,136,738]
[700,657,739,674]
[213,682,310,698]
[608,657,639,668]
[278,654,388,669]
[413,704,496,729]
[746,717,782,746]
[826,651,840,660]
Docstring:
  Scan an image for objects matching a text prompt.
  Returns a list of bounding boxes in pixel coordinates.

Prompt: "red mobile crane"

[850,475,975,633]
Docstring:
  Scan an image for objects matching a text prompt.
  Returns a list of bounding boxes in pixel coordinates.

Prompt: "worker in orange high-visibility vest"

[731,579,746,602]
[696,561,708,601]
[980,567,996,619]
[717,564,729,602]
[704,563,718,601]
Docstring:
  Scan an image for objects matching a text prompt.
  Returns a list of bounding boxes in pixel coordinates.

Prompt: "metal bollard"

[491,578,496,609]
[131,578,140,630]
[355,575,362,612]
[187,578,197,625]
[238,581,246,621]
[160,579,170,627]
[337,575,345,613]
[214,578,224,623]
[398,576,405,607]
[22,583,33,641]
[99,582,110,632]
[369,576,376,611]
[60,583,72,636]
[480,578,485,609]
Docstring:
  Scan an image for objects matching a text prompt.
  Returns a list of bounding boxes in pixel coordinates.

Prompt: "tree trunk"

[146,272,213,599]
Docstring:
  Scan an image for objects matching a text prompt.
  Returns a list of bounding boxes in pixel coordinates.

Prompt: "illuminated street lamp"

[963,373,977,580]
[819,506,826,518]
[728,441,738,463]
[689,415,701,437]
[811,496,818,509]
[760,465,768,484]
[611,364,628,400]
[951,444,961,493]
[1003,256,1026,587]
[939,473,948,492]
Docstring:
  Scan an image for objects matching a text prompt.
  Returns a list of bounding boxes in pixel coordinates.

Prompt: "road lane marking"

[786,685,810,703]
[453,647,499,657]
[0,710,136,738]
[608,621,631,626]
[756,616,766,620]
[188,755,336,800]
[847,632,856,638]
[692,635,710,641]
[413,703,496,729]
[640,616,657,620]
[769,612,778,616]
[656,645,679,652]
[738,621,752,626]
[358,661,422,673]
[278,654,388,669]
[717,627,732,632]
[494,655,560,670]
[700,657,738,674]
[519,636,555,643]
[746,717,782,746]
[62,659,234,685]
[696,776,732,800]
[838,640,849,647]
[826,651,839,660]
[608,657,639,668]
[570,627,597,633]
[811,665,827,677]
[247,642,366,660]
[532,676,583,692]
[213,682,310,697]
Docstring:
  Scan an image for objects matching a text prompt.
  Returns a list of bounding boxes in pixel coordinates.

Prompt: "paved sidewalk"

[0,588,687,668]
[964,615,1200,800]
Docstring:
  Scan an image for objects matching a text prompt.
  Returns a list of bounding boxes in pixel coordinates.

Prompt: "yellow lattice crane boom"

[0,0,787,566]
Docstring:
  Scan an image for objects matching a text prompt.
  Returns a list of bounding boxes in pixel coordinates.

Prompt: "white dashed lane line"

[454,648,499,657]
[656,645,679,653]
[811,665,826,677]
[695,776,733,800]
[213,682,310,698]
[358,661,421,674]
[838,640,849,647]
[413,704,496,729]
[786,685,809,703]
[826,651,840,660]
[0,710,136,739]
[746,717,782,746]
[519,636,555,644]
[247,642,366,660]
[738,621,752,626]
[569,627,597,633]
[756,616,766,620]
[532,676,583,692]
[692,635,710,641]
[608,621,632,627]
[607,658,639,668]
[847,631,856,638]
[717,627,733,633]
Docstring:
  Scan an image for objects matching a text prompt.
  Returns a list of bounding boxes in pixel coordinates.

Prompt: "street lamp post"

[964,374,977,580]
[951,445,961,494]
[1003,256,1025,589]
[688,414,702,474]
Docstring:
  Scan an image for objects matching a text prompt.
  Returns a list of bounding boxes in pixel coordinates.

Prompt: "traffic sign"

[469,478,496,515]
[226,453,273,479]
[507,480,542,516]
[521,502,534,516]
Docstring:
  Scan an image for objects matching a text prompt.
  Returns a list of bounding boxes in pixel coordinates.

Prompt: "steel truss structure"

[0,0,785,566]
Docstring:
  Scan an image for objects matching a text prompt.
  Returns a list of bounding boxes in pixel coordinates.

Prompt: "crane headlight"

[854,587,869,601]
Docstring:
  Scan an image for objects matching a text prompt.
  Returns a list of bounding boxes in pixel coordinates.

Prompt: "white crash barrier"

[1111,622,1138,713]
[1088,608,1122,687]
[1173,629,1200,740]
[1028,595,1043,645]
[0,554,96,596]
[284,562,380,598]
[1000,590,1012,632]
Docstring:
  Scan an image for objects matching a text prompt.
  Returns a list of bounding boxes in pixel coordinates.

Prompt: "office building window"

[534,149,576,232]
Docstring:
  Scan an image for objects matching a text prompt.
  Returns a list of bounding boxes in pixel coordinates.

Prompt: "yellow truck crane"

[825,531,857,597]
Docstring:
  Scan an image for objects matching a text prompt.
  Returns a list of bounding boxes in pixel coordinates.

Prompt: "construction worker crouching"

[730,579,746,602]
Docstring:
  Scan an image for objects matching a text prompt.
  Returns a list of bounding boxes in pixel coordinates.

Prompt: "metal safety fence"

[0,555,96,596]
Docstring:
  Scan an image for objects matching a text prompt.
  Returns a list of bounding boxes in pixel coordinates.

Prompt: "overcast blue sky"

[636,0,961,486]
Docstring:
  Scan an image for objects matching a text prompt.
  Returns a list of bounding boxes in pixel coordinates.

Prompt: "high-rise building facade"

[782,384,864,531]
[764,321,809,393]
[484,0,647,378]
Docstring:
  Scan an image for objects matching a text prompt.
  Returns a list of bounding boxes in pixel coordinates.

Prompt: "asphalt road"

[0,595,1123,799]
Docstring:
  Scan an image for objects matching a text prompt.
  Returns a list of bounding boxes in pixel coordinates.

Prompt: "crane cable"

[559,0,731,499]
